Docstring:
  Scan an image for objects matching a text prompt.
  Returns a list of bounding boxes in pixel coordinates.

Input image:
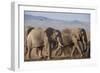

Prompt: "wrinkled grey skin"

[62,28,88,57]
[80,28,88,52]
[25,27,88,60]
[45,27,63,58]
[26,28,49,60]
[24,26,34,57]
[71,28,83,57]
[25,27,64,60]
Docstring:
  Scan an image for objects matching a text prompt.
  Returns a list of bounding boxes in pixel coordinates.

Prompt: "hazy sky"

[24,11,90,22]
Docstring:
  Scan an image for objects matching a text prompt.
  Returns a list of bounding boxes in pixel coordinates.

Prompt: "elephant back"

[27,28,45,48]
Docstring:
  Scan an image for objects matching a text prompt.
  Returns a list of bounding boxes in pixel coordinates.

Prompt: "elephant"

[62,28,87,58]
[86,40,90,57]
[79,28,88,52]
[24,26,34,56]
[61,28,74,56]
[83,40,90,57]
[71,28,83,57]
[71,28,88,57]
[26,27,49,60]
[45,27,63,58]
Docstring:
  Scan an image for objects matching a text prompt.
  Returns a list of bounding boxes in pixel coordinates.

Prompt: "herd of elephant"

[24,26,90,61]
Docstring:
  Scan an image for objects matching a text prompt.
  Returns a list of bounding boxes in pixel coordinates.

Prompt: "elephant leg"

[38,50,41,58]
[58,48,63,56]
[29,48,32,59]
[36,48,39,56]
[47,42,51,60]
[25,46,30,60]
[55,47,59,56]
[81,40,85,52]
[44,44,50,60]
[79,41,83,52]
[81,37,87,52]
[49,48,51,59]
[24,47,28,56]
[47,48,51,60]
[71,46,75,57]
[41,48,43,58]
[38,48,43,58]
[55,47,62,56]
[83,40,87,52]
[76,44,82,57]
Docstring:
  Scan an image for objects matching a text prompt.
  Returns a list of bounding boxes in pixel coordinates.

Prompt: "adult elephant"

[71,28,83,57]
[79,28,88,52]
[59,28,88,58]
[71,28,87,57]
[45,27,63,58]
[61,28,74,57]
[26,28,49,60]
[24,26,34,56]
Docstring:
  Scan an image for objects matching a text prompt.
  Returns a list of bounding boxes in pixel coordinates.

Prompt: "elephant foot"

[79,54,83,58]
[70,55,73,58]
[25,56,30,61]
[47,57,51,60]
[70,53,73,58]
[38,55,43,59]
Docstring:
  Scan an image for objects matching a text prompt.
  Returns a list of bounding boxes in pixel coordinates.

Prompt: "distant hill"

[24,14,90,31]
[24,14,53,21]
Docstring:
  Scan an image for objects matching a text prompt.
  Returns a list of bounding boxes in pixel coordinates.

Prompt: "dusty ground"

[24,44,90,61]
